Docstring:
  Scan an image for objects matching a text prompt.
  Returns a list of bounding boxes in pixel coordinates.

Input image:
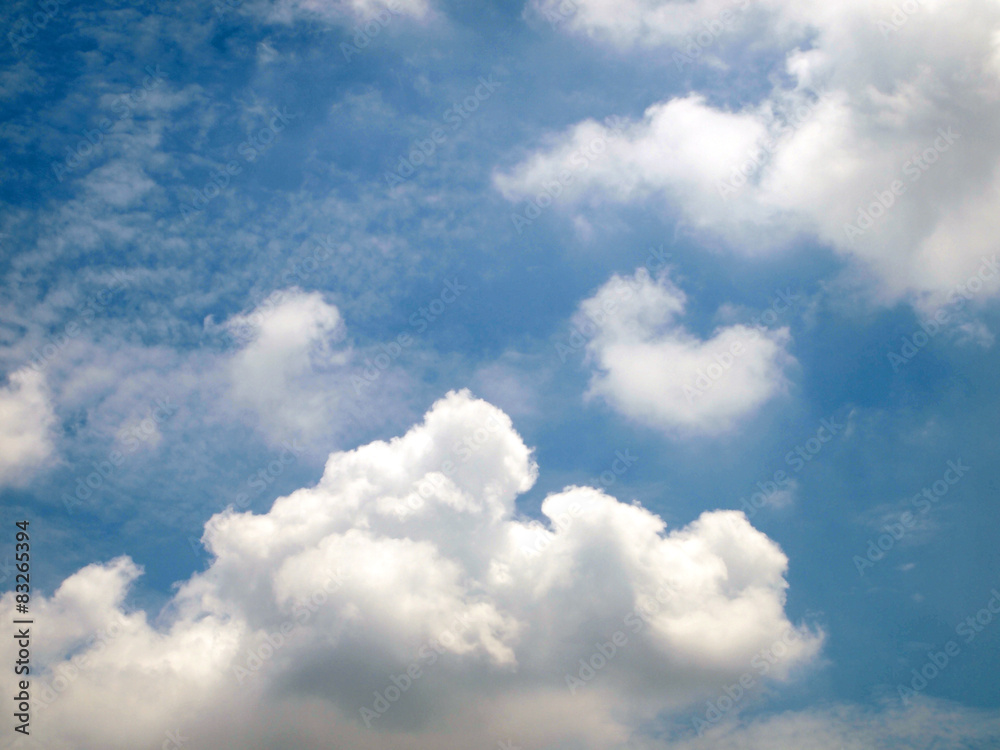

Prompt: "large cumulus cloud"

[2,390,821,749]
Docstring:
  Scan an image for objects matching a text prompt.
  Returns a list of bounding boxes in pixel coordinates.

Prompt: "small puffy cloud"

[573,269,795,435]
[2,390,821,749]
[504,0,1000,312]
[0,366,57,485]
[224,288,351,441]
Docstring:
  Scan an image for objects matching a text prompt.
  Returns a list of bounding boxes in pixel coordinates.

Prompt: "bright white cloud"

[224,288,352,441]
[0,367,57,485]
[494,95,772,222]
[504,0,1000,312]
[2,390,822,749]
[573,269,794,435]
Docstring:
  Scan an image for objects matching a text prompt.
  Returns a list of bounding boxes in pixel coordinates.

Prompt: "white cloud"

[0,367,57,485]
[573,269,795,435]
[527,0,765,49]
[224,288,352,441]
[504,0,1000,312]
[2,390,822,749]
[0,283,406,496]
[494,94,772,223]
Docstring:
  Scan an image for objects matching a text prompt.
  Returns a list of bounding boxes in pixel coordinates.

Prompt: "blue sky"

[2,0,1000,748]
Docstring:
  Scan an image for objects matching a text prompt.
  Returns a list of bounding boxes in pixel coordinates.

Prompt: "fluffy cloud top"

[3,390,820,749]
[0,367,57,486]
[504,0,1000,311]
[573,269,794,435]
